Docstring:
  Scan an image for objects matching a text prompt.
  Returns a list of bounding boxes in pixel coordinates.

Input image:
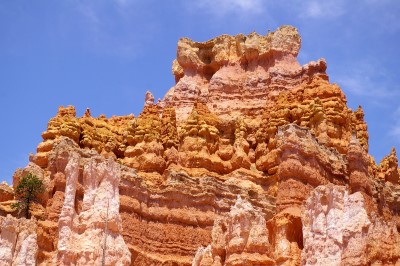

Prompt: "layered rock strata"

[0,25,399,265]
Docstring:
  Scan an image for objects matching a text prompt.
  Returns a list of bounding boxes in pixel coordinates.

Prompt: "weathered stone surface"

[0,215,38,266]
[256,79,368,155]
[31,105,133,169]
[379,147,400,184]
[163,26,306,125]
[258,124,347,212]
[122,103,166,173]
[267,207,302,266]
[366,213,400,265]
[0,182,13,202]
[193,197,303,266]
[55,141,131,266]
[120,166,275,265]
[302,185,371,266]
[193,196,274,266]
[348,135,373,195]
[302,185,400,266]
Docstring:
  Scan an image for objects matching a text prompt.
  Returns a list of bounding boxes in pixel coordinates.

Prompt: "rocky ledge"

[0,25,399,265]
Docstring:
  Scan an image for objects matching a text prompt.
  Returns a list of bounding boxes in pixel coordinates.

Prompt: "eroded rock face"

[1,25,400,265]
[302,185,371,266]
[55,142,131,265]
[193,197,303,266]
[193,196,274,266]
[302,185,400,266]
[367,213,400,265]
[119,166,275,265]
[0,215,38,266]
[259,124,347,212]
[0,183,13,202]
[163,26,307,125]
[267,207,302,265]
[379,148,400,184]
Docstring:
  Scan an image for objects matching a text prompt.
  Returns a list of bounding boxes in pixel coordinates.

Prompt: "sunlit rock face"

[192,196,274,266]
[192,196,302,266]
[55,141,131,266]
[1,25,400,265]
[301,185,371,266]
[302,185,400,266]
[164,26,304,124]
[0,215,38,266]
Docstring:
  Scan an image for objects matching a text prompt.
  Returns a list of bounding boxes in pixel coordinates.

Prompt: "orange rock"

[348,135,373,195]
[259,124,347,212]
[0,182,13,202]
[379,147,400,184]
[122,103,166,173]
[267,207,302,266]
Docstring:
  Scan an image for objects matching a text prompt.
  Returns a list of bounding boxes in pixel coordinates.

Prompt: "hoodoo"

[0,25,399,265]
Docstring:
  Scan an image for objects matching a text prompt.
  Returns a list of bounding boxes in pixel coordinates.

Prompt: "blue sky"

[1,0,399,184]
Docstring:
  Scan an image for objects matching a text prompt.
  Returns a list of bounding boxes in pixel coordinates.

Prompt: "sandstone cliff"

[0,25,399,265]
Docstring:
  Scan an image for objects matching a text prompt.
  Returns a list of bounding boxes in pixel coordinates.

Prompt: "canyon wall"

[0,215,38,266]
[0,25,399,265]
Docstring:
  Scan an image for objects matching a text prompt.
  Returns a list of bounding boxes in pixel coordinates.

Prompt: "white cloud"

[114,0,132,7]
[69,0,149,58]
[76,1,101,26]
[363,0,400,33]
[333,61,398,99]
[388,106,400,138]
[337,76,394,99]
[191,0,265,16]
[297,0,346,19]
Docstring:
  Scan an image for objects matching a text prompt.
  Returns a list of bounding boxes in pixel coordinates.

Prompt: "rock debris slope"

[0,25,399,265]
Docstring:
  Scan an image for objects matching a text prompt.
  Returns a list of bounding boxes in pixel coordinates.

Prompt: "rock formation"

[1,25,399,265]
[55,140,131,265]
[193,196,274,266]
[302,185,400,266]
[0,215,38,266]
[302,185,371,265]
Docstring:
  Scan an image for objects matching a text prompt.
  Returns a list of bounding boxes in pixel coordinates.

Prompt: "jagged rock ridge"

[0,25,399,265]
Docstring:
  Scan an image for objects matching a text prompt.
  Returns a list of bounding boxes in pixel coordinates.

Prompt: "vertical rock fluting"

[266,208,302,265]
[193,196,303,266]
[302,185,371,266]
[56,145,130,265]
[163,26,305,125]
[193,196,274,266]
[258,124,347,212]
[0,215,38,266]
[302,185,400,266]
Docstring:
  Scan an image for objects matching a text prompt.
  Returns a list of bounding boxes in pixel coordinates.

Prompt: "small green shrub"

[12,173,45,219]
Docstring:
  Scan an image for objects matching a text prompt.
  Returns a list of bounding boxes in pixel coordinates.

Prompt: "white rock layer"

[0,215,38,266]
[301,185,370,266]
[56,152,131,265]
[193,195,273,266]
